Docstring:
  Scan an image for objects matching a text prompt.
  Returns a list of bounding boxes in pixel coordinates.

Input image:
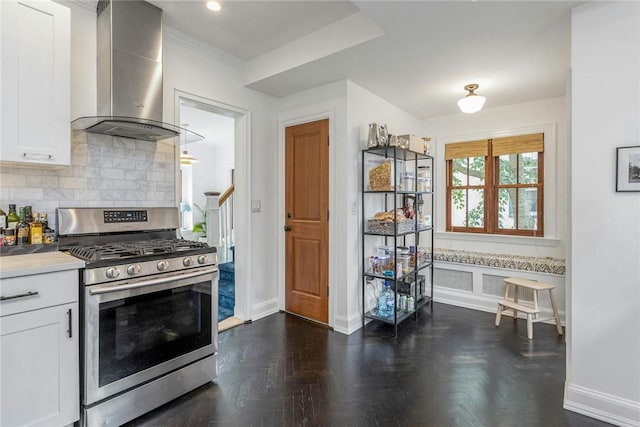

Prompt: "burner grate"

[68,239,210,262]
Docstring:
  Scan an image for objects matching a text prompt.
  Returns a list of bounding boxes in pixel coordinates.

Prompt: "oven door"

[83,267,218,406]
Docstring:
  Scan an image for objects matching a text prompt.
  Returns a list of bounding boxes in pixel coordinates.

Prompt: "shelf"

[364,227,432,237]
[363,190,422,196]
[363,190,434,195]
[416,295,432,309]
[363,146,432,161]
[361,142,435,337]
[364,308,416,324]
[418,261,433,270]
[364,230,416,237]
[363,262,432,281]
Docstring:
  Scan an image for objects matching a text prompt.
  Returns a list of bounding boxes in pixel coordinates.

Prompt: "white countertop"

[0,251,85,279]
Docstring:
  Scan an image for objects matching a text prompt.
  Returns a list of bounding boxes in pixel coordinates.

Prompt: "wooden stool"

[495,277,563,339]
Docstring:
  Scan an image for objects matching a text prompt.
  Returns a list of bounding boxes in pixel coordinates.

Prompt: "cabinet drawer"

[0,270,78,316]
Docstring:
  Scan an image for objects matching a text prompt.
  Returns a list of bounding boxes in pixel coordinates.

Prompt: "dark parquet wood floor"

[126,303,612,427]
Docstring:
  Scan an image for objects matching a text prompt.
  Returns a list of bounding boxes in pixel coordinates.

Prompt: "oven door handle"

[89,267,217,295]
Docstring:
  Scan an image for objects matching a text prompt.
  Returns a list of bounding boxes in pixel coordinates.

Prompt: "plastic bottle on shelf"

[385,283,395,317]
[378,280,395,317]
[377,281,391,317]
[407,296,415,312]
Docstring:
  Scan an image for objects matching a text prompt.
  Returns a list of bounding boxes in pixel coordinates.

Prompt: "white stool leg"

[527,314,533,339]
[495,304,503,327]
[549,289,563,335]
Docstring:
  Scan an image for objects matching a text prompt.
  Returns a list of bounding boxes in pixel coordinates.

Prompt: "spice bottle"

[4,228,16,246]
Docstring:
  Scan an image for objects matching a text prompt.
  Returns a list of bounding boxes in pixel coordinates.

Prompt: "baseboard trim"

[333,313,362,335]
[434,286,566,326]
[251,298,279,322]
[564,383,640,427]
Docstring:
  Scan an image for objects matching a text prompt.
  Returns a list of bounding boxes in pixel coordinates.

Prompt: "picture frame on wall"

[616,145,640,192]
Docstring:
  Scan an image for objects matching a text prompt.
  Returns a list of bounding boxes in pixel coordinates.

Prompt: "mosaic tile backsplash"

[0,132,177,227]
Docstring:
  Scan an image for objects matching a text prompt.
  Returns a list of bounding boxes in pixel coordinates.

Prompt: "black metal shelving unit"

[361,145,435,337]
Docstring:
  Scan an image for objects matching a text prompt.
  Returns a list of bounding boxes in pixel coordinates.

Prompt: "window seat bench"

[433,248,565,276]
[431,248,566,325]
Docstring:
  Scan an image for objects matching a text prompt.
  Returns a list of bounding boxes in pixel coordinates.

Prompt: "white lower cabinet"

[0,270,79,427]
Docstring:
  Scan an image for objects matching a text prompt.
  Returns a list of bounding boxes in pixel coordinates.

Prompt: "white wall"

[423,96,567,259]
[346,80,422,333]
[1,3,175,218]
[61,0,96,119]
[565,3,640,426]
[2,1,280,323]
[275,79,422,334]
[189,130,235,216]
[276,80,348,331]
[163,31,279,321]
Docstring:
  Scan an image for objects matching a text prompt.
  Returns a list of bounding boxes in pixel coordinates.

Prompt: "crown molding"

[163,25,246,72]
[63,0,96,13]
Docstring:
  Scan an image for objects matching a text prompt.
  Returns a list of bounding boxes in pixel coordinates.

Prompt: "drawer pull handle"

[0,291,39,301]
[22,152,54,160]
[67,309,72,338]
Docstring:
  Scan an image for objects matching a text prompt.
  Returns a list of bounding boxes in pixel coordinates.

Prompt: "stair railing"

[218,185,234,263]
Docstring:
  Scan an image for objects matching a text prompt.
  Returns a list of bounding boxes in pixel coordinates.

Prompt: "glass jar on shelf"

[417,166,432,192]
[400,172,415,191]
[367,159,394,191]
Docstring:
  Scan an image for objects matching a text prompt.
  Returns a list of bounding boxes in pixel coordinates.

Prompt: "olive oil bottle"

[29,213,43,244]
[16,208,30,245]
[7,204,19,229]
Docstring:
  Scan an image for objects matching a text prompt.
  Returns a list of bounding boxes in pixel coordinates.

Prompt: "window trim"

[444,132,547,237]
[446,156,489,233]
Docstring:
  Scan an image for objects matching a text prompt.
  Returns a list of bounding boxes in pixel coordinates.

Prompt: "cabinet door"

[1,302,79,427]
[0,0,71,166]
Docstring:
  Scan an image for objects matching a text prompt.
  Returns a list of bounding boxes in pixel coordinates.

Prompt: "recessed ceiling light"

[206,1,221,12]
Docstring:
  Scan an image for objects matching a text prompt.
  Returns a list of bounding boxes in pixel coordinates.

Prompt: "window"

[446,133,544,236]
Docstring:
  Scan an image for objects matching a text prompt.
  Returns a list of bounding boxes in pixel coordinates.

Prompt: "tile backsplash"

[0,132,177,227]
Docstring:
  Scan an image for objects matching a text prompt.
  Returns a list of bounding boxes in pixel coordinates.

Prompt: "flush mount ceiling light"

[206,0,221,12]
[457,83,486,114]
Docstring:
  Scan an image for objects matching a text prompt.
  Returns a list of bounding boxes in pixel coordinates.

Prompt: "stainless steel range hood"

[71,0,202,142]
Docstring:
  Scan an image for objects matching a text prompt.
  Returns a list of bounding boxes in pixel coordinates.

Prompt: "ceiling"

[148,0,579,118]
[180,104,234,146]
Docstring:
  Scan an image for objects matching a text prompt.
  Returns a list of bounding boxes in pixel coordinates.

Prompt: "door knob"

[284,225,292,232]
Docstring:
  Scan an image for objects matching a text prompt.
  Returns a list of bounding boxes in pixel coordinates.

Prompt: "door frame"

[174,89,253,322]
[278,109,336,328]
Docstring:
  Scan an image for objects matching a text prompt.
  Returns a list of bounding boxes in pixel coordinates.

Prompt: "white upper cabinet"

[0,0,71,166]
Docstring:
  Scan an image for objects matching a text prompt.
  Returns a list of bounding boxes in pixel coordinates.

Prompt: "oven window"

[98,282,211,387]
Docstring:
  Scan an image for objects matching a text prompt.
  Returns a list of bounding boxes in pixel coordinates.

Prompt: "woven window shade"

[492,133,544,156]
[444,139,489,160]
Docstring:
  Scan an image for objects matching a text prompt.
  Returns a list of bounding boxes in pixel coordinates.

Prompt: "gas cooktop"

[68,238,211,262]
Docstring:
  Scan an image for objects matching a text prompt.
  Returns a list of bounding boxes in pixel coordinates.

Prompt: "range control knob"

[127,264,141,276]
[157,260,169,271]
[197,255,208,265]
[105,267,120,279]
[183,257,194,267]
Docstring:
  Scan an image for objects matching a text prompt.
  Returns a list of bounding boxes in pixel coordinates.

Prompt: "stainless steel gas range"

[57,207,218,427]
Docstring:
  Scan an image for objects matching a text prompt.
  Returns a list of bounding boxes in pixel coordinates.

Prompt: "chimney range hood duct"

[71,0,202,142]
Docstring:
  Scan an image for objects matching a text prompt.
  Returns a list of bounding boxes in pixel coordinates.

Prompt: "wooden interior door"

[285,119,329,324]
